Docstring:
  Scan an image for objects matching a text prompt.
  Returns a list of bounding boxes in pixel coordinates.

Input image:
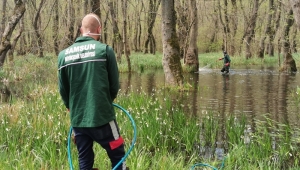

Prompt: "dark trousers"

[221,65,230,73]
[73,120,126,170]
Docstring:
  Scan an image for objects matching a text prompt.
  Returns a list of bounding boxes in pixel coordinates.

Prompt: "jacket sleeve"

[58,69,70,109]
[225,54,231,63]
[58,54,70,109]
[106,46,120,101]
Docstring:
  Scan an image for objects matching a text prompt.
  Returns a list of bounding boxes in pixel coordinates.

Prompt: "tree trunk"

[206,7,218,53]
[91,0,100,14]
[290,26,297,53]
[290,0,300,29]
[0,0,7,41]
[218,0,230,52]
[268,1,282,56]
[0,0,26,67]
[73,0,81,40]
[33,0,45,58]
[91,0,101,41]
[53,0,59,55]
[108,1,123,63]
[121,0,131,72]
[67,0,75,46]
[132,1,144,52]
[8,16,24,62]
[161,0,184,86]
[230,0,238,55]
[257,0,274,58]
[83,0,90,14]
[176,1,189,58]
[103,12,109,43]
[144,0,161,55]
[243,0,259,59]
[282,9,297,72]
[185,0,199,72]
[17,33,26,55]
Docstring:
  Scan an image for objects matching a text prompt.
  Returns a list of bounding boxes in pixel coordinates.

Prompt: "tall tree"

[184,0,199,72]
[241,0,259,59]
[230,0,238,55]
[108,0,123,62]
[131,1,144,52]
[176,1,189,58]
[0,0,26,67]
[8,16,24,62]
[66,0,76,46]
[53,0,59,55]
[144,0,161,54]
[290,26,297,53]
[281,9,297,72]
[121,0,131,72]
[91,0,100,14]
[290,0,300,28]
[267,0,281,56]
[218,0,230,52]
[257,0,274,58]
[83,0,90,14]
[161,0,184,86]
[91,0,101,41]
[33,0,45,58]
[0,0,7,41]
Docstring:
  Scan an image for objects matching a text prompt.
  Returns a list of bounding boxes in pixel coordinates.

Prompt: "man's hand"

[225,63,230,66]
[72,135,76,144]
[219,58,223,60]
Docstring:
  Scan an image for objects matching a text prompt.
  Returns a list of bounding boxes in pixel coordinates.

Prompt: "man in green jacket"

[58,13,126,170]
[219,51,231,74]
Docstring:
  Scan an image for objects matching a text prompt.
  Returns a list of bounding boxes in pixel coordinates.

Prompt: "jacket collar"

[75,36,96,43]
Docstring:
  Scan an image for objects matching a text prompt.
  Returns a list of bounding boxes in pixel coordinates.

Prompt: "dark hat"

[223,51,227,54]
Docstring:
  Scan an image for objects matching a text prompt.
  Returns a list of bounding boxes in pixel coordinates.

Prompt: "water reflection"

[120,68,300,127]
[119,67,300,159]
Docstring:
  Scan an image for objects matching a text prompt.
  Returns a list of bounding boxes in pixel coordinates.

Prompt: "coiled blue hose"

[67,103,137,170]
[190,163,218,170]
[190,157,226,170]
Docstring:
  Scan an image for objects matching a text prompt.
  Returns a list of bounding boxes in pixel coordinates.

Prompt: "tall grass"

[0,54,300,169]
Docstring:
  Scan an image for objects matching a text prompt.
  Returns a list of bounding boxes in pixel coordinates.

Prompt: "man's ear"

[80,27,83,35]
[97,26,101,34]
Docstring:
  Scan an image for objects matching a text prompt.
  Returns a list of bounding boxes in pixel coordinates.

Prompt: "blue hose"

[67,126,74,170]
[190,157,226,170]
[190,163,218,170]
[67,103,137,170]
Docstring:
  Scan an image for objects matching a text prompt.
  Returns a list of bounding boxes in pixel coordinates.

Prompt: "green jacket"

[58,36,119,127]
[223,54,231,64]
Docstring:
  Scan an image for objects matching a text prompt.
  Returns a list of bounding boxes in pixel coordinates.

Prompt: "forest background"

[1,0,300,76]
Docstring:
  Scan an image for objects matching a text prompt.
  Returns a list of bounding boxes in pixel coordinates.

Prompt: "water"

[1,67,298,127]
[119,66,300,127]
[119,66,300,159]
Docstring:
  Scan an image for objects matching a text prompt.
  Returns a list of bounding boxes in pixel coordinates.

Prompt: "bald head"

[80,13,101,40]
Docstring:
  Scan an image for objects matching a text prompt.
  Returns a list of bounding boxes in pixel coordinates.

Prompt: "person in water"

[219,51,231,74]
